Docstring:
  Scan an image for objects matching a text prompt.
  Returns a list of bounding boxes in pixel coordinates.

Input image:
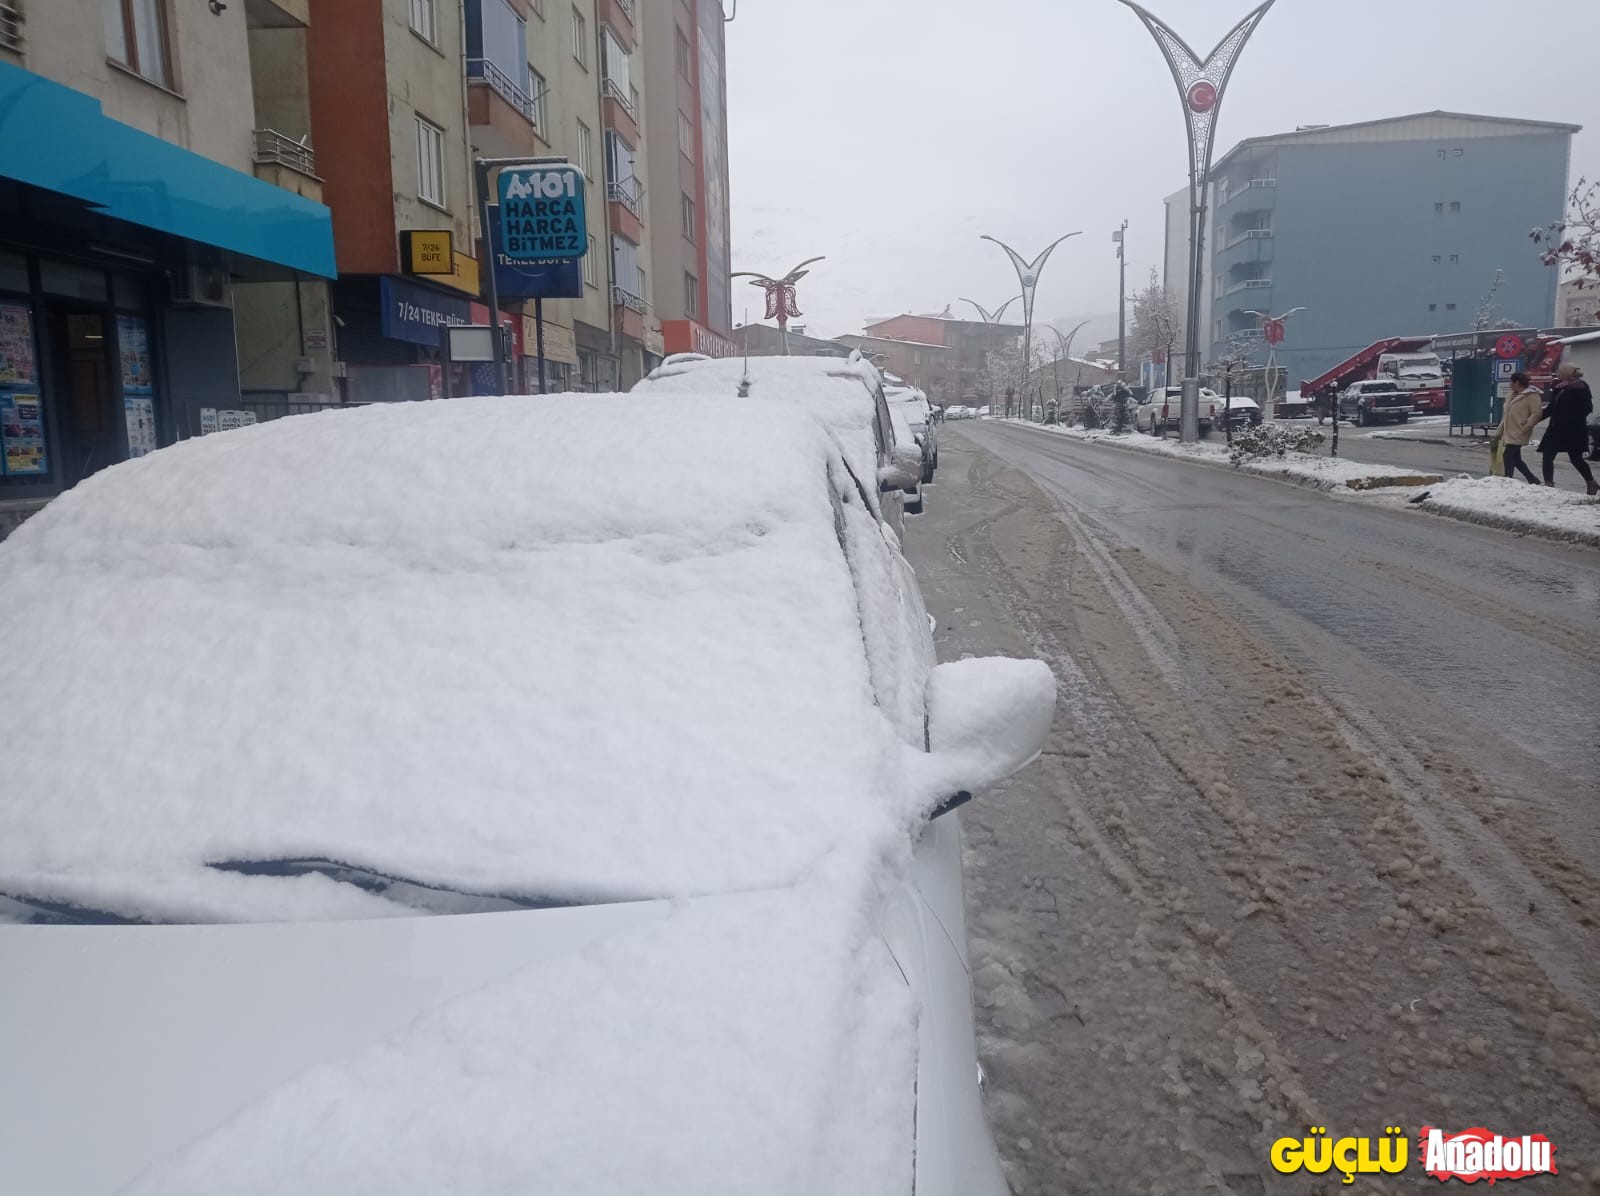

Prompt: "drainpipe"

[594,8,619,390]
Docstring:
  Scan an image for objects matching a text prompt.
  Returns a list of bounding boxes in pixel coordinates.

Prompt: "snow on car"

[635,351,922,536]
[0,395,1055,1196]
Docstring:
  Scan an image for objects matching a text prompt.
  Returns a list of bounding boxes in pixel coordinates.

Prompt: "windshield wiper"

[0,889,145,926]
[207,858,573,916]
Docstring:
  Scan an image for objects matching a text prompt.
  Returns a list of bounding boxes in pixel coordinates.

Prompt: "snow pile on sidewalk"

[1008,422,1441,491]
[1411,476,1600,545]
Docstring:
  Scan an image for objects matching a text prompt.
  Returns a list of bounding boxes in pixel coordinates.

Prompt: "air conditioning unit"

[171,262,233,308]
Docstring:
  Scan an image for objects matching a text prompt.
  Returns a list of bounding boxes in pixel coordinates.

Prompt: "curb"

[992,421,1442,496]
[1412,500,1600,549]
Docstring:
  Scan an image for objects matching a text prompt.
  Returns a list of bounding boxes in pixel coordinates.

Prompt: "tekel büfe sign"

[497,165,587,262]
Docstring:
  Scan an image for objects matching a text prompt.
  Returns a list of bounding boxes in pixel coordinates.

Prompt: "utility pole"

[1114,221,1129,382]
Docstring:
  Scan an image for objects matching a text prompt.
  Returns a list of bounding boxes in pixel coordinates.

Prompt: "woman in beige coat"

[1494,371,1543,483]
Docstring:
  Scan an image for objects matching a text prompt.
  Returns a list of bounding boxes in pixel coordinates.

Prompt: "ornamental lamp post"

[959,295,1022,414]
[981,232,1081,421]
[1118,0,1276,442]
[731,257,825,355]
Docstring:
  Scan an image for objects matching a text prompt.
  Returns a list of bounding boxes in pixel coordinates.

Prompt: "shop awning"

[0,61,335,278]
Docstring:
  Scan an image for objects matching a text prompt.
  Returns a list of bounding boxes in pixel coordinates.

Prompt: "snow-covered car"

[1135,385,1222,435]
[637,352,921,536]
[888,385,938,483]
[976,405,992,418]
[0,396,1055,1196]
[945,404,969,420]
[888,404,925,514]
[1218,394,1264,428]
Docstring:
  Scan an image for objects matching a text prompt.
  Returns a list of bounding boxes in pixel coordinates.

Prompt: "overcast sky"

[723,0,1599,342]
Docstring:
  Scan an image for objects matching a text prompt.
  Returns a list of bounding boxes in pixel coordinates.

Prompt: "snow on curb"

[1411,477,1600,547]
[999,420,1442,493]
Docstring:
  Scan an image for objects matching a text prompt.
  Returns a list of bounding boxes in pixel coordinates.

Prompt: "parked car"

[0,395,1056,1196]
[1135,385,1222,436]
[1337,379,1413,426]
[1218,394,1264,429]
[976,405,992,419]
[945,405,970,420]
[636,352,922,537]
[888,404,925,514]
[888,385,938,483]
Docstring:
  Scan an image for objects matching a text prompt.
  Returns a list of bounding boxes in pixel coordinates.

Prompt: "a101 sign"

[496,164,587,262]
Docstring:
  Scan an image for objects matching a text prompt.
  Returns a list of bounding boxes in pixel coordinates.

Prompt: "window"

[678,111,694,158]
[584,234,597,288]
[474,0,530,110]
[1437,149,1447,160]
[104,0,172,88]
[675,27,692,78]
[1453,147,1463,157]
[1450,201,1461,213]
[415,116,446,207]
[1432,255,1441,264]
[606,131,638,208]
[529,66,546,131]
[1449,254,1459,264]
[409,0,437,44]
[572,6,588,66]
[1429,303,1438,312]
[601,28,632,107]
[611,235,643,300]
[684,271,700,316]
[576,119,593,177]
[1446,303,1457,311]
[681,193,697,242]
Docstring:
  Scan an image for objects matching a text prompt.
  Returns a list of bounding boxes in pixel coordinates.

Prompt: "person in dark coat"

[1538,364,1598,494]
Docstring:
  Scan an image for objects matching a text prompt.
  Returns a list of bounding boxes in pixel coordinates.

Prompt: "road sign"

[496,164,587,263]
[1493,357,1523,382]
[1494,333,1525,360]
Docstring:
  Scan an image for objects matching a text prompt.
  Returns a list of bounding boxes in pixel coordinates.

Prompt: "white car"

[944,404,969,421]
[1135,385,1222,436]
[888,404,926,514]
[637,352,922,536]
[887,385,938,483]
[0,396,1055,1196]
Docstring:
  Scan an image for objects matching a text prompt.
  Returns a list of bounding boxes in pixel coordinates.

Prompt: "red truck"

[1297,337,1450,419]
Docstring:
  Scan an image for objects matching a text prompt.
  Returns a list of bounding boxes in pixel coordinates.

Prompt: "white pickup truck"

[1135,385,1223,436]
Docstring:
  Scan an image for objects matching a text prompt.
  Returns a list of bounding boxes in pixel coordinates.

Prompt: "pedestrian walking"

[1537,364,1598,495]
[1491,371,1543,484]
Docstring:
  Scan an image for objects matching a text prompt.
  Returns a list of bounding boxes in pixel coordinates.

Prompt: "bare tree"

[1130,269,1180,380]
[1532,178,1600,322]
[1470,269,1518,331]
[977,339,1024,417]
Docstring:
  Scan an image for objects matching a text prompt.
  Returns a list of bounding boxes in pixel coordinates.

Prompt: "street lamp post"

[959,296,1023,415]
[1243,306,1306,419]
[1119,0,1276,441]
[731,257,825,355]
[981,233,1081,421]
[1043,320,1091,417]
[1113,221,1129,381]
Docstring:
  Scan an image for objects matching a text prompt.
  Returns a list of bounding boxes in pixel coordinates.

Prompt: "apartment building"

[857,314,1023,406]
[0,0,335,537]
[643,0,734,359]
[1163,112,1578,385]
[731,323,848,358]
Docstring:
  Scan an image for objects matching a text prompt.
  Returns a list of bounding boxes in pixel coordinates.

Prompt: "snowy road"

[1289,417,1594,494]
[905,425,1600,1193]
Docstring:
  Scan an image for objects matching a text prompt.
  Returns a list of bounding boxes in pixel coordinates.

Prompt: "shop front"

[523,316,579,393]
[661,319,736,360]
[0,61,335,537]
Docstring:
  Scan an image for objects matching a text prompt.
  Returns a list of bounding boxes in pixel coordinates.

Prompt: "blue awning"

[0,61,335,278]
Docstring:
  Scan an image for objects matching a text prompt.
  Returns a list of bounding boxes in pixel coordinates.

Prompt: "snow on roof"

[1213,110,1582,172]
[0,396,920,922]
[122,882,917,1196]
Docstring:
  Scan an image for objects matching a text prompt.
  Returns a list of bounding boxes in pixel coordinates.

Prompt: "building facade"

[731,323,847,358]
[859,313,1023,406]
[0,1,335,537]
[1164,112,1578,386]
[1556,278,1600,329]
[643,0,734,359]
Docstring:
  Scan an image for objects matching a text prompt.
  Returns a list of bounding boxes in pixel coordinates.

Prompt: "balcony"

[602,81,638,143]
[1224,227,1273,251]
[1224,277,1273,297]
[1218,177,1277,215]
[599,0,635,39]
[611,284,648,316]
[252,129,322,201]
[0,3,21,53]
[467,58,543,157]
[244,0,308,26]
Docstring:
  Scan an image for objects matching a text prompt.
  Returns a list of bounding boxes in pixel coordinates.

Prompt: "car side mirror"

[878,443,923,493]
[911,658,1056,815]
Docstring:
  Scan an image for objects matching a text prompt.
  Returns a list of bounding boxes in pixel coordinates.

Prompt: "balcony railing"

[606,180,641,218]
[1,3,24,53]
[1225,278,1273,296]
[614,0,635,16]
[611,284,648,315]
[468,57,535,123]
[1224,228,1273,251]
[602,75,635,118]
[253,129,318,179]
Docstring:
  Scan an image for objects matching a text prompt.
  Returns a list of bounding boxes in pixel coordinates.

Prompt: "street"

[906,424,1600,1193]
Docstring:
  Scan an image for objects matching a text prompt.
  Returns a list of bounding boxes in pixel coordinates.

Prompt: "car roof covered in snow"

[0,395,923,923]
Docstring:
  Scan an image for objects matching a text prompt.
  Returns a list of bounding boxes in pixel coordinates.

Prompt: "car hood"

[1,882,916,1195]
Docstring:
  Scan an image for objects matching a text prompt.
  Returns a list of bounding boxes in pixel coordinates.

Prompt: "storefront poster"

[117,316,158,457]
[0,304,37,386]
[0,390,48,476]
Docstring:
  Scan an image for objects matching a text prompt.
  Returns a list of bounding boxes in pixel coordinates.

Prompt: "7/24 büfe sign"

[497,165,587,263]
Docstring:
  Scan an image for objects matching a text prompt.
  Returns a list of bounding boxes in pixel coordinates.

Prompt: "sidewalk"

[1409,477,1600,547]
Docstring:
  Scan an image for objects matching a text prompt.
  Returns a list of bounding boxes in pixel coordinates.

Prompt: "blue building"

[1164,112,1579,389]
